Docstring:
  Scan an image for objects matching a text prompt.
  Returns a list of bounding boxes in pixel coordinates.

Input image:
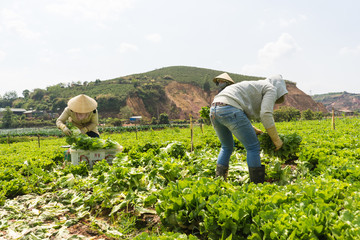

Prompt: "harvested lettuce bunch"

[65,124,120,150]
[259,132,302,160]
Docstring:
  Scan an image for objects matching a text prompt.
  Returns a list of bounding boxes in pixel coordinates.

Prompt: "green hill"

[124,65,263,87]
[312,92,346,101]
[1,66,265,118]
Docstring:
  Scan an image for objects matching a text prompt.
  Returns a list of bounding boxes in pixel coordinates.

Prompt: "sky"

[1,0,360,98]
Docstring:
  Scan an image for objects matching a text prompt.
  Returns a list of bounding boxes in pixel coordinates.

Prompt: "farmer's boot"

[248,165,265,184]
[215,164,229,181]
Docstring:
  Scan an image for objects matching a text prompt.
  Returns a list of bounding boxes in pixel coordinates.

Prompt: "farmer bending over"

[210,73,288,183]
[56,94,100,138]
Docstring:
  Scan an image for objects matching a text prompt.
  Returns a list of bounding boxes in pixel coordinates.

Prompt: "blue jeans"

[210,105,261,168]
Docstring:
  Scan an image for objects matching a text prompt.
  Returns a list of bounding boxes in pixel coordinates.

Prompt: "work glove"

[80,127,88,134]
[266,125,283,151]
[60,125,72,136]
[253,126,263,135]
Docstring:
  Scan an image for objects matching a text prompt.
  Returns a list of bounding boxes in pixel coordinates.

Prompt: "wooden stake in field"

[190,114,193,152]
[332,107,335,130]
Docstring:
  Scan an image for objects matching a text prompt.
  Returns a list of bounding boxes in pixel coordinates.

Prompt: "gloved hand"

[60,125,72,136]
[253,126,263,135]
[266,125,283,151]
[80,127,88,134]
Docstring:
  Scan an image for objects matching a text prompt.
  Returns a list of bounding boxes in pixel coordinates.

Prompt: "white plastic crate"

[70,148,121,168]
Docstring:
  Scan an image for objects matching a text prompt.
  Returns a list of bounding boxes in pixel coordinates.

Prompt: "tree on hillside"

[135,83,166,117]
[22,90,30,99]
[52,98,67,113]
[203,80,210,93]
[159,113,169,124]
[134,81,140,88]
[163,75,173,80]
[31,89,46,101]
[151,117,157,125]
[314,111,324,120]
[274,106,301,122]
[120,106,133,119]
[46,84,64,96]
[301,109,314,120]
[3,91,18,100]
[199,106,210,125]
[21,98,36,112]
[0,91,18,107]
[96,94,124,112]
[12,99,25,108]
[2,107,14,128]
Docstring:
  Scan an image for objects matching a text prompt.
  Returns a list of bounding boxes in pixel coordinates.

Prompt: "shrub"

[274,106,301,122]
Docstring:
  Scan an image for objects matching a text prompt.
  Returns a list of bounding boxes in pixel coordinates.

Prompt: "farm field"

[1,118,360,239]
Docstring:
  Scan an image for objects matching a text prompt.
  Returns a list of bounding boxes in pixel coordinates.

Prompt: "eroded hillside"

[276,82,328,112]
[313,92,360,112]
[126,81,327,120]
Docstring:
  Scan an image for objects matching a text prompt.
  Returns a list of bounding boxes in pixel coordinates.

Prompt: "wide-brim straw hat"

[68,94,97,113]
[213,72,235,84]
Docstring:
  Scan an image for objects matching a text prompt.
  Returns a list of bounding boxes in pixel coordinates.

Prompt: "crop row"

[0,118,360,239]
[0,124,189,138]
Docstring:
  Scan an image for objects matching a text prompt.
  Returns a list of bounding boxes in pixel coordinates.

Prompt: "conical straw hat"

[67,94,97,113]
[213,72,235,84]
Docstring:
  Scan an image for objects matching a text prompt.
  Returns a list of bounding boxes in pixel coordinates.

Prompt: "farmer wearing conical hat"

[56,94,100,138]
[211,73,288,183]
[213,72,235,92]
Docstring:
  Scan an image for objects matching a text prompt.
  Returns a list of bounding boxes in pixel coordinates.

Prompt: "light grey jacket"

[212,75,288,129]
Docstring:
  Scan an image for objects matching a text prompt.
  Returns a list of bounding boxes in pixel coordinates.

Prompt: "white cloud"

[46,0,133,21]
[146,33,163,43]
[259,14,307,30]
[242,33,301,75]
[66,48,82,59]
[241,64,268,76]
[279,18,297,27]
[339,44,360,56]
[299,14,308,21]
[38,48,55,63]
[1,8,40,40]
[89,44,105,51]
[67,48,82,54]
[118,42,139,53]
[259,33,301,63]
[279,14,308,27]
[0,50,6,61]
